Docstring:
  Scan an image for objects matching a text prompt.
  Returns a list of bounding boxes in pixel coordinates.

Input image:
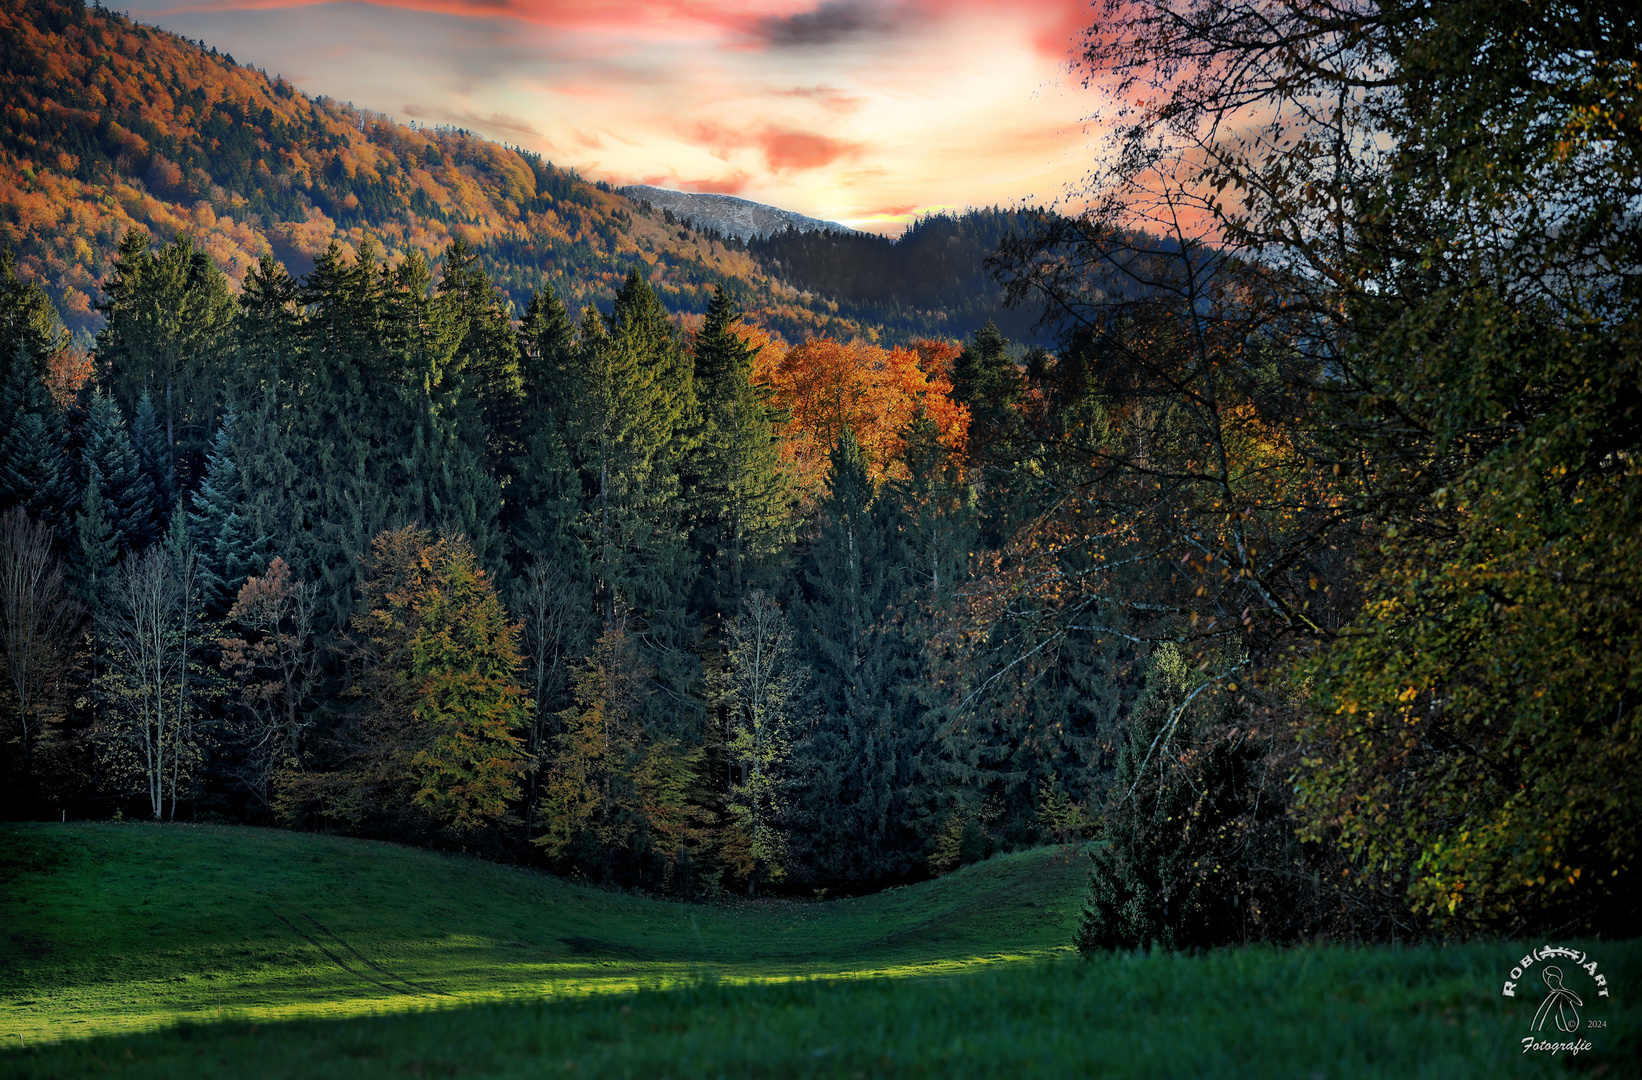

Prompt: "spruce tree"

[0,368,73,538]
[435,239,524,472]
[888,415,973,606]
[233,256,302,393]
[516,283,578,428]
[0,410,73,539]
[80,391,157,553]
[687,285,791,628]
[0,248,73,536]
[70,466,118,606]
[950,321,1024,468]
[792,432,923,887]
[188,409,258,617]
[229,257,303,576]
[288,241,401,630]
[505,285,584,576]
[575,284,690,631]
[96,231,235,477]
[131,390,178,523]
[0,247,61,400]
[1075,645,1279,952]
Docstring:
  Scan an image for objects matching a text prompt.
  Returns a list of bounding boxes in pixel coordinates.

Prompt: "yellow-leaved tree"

[535,623,709,888]
[295,525,530,833]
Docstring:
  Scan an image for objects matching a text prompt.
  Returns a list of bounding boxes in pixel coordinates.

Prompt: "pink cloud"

[758,129,861,172]
[677,121,861,174]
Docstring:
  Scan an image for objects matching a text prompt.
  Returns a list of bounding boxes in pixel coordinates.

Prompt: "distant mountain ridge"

[621,186,856,242]
[0,0,1055,348]
[0,0,879,343]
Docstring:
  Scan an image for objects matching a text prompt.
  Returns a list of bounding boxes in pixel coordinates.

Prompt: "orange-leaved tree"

[759,336,968,493]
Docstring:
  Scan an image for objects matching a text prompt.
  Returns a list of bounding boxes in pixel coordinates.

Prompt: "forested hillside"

[0,0,864,343]
[748,209,1054,345]
[0,0,1109,905]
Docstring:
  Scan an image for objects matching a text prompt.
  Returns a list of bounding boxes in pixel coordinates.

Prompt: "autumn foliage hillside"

[0,0,865,340]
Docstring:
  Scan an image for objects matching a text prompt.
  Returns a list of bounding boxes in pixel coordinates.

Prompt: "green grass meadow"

[2,823,1636,1077]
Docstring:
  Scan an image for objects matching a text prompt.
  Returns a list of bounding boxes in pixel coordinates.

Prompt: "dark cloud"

[754,1,902,48]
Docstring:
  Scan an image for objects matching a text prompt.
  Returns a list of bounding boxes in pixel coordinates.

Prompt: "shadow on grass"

[5,942,1637,1079]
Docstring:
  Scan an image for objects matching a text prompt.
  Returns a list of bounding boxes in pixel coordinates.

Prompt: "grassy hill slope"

[2,823,1638,1077]
[0,822,1087,1043]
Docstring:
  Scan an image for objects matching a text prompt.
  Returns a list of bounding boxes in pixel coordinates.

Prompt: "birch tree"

[722,590,804,894]
[96,544,203,819]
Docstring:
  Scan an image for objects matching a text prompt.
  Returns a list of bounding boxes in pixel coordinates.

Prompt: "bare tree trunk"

[100,549,184,820]
[0,509,82,768]
[167,539,197,820]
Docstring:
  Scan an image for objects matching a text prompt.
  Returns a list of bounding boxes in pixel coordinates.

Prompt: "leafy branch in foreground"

[993,0,1641,934]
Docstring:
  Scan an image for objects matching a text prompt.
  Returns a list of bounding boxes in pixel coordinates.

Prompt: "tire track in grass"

[300,914,449,997]
[269,911,412,997]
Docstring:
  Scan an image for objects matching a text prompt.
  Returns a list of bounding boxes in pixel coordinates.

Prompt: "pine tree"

[187,409,258,617]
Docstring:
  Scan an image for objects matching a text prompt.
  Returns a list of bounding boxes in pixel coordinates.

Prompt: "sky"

[120,0,1106,235]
